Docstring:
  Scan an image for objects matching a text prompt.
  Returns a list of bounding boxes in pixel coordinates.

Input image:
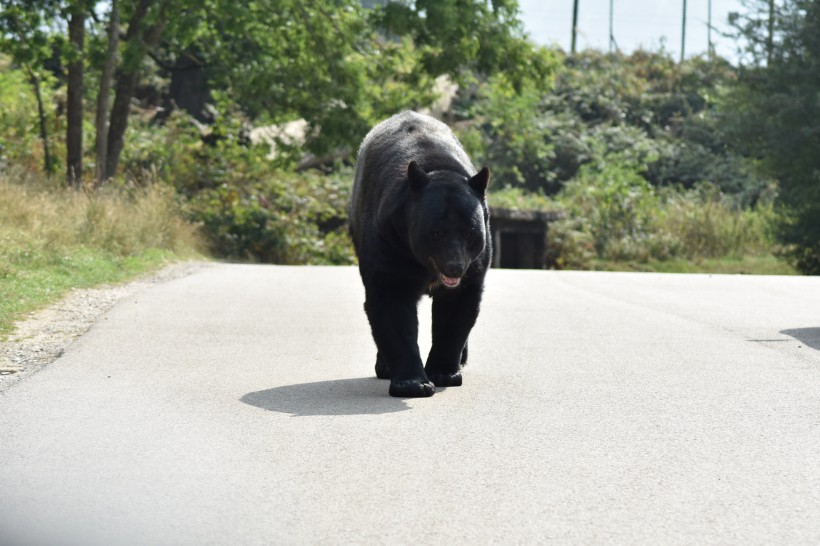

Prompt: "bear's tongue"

[440,274,461,288]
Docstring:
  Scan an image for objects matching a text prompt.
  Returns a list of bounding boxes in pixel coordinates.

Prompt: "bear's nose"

[443,261,465,278]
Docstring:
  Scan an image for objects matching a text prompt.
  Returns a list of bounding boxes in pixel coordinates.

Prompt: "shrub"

[116,106,355,265]
[187,169,355,265]
[546,161,778,268]
[461,50,769,204]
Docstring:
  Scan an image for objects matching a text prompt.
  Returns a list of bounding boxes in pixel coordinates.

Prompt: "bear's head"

[406,161,490,289]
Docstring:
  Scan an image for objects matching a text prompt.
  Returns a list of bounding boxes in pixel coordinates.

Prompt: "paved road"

[1,264,819,545]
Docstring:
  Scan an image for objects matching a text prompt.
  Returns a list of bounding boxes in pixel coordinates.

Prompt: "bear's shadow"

[780,327,820,351]
[240,377,410,416]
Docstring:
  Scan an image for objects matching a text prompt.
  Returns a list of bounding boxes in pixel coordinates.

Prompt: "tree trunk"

[104,70,140,179]
[95,0,119,185]
[66,5,85,187]
[28,67,54,175]
[104,0,168,180]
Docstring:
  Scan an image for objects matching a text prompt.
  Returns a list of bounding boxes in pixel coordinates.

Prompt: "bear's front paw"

[388,379,435,398]
[426,370,462,388]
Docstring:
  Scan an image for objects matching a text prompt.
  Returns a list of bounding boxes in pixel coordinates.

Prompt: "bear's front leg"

[425,285,483,388]
[364,291,435,397]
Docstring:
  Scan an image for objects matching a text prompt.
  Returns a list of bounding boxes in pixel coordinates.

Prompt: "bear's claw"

[389,379,435,397]
[426,370,463,388]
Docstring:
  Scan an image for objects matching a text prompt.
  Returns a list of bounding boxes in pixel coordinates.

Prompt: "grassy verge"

[0,171,203,337]
[590,256,796,275]
[489,177,794,275]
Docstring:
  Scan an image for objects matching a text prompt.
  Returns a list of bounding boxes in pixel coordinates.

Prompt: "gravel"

[0,261,209,392]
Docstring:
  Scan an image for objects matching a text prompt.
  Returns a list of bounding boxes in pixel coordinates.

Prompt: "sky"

[517,0,747,62]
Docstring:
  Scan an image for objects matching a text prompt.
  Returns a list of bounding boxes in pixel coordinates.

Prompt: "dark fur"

[349,111,491,397]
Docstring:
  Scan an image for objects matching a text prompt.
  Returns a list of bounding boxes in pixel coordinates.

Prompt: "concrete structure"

[489,206,562,269]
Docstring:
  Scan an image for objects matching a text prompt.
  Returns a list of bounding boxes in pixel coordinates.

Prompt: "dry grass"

[1,169,202,257]
[0,169,203,335]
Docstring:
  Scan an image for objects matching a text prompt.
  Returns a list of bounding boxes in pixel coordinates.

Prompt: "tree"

[0,0,61,175]
[2,0,104,185]
[157,0,546,157]
[726,0,820,273]
[104,0,170,180]
[372,0,551,90]
[94,0,119,185]
[65,0,85,186]
[3,0,552,181]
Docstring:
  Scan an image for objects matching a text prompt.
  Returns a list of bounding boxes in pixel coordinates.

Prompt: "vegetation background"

[1,0,818,332]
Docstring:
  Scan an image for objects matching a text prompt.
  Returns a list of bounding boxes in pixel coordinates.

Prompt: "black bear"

[349,111,491,397]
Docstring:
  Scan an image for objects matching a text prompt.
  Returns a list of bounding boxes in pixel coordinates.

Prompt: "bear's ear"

[468,167,490,198]
[407,161,429,192]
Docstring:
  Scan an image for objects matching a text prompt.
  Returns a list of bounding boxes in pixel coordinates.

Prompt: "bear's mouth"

[429,258,463,289]
[439,274,461,288]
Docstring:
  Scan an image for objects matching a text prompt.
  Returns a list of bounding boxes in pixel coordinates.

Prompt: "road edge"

[0,261,211,393]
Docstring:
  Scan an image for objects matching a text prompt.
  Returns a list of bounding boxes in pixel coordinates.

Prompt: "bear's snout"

[442,260,466,278]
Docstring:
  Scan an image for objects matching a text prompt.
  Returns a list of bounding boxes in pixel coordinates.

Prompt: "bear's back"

[350,112,475,245]
[358,112,473,177]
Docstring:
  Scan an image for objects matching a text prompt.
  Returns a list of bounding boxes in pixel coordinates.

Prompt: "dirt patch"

[0,262,209,392]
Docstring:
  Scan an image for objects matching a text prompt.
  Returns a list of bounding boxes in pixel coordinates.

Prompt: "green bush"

[547,160,779,268]
[554,162,663,263]
[461,50,770,204]
[187,169,354,265]
[115,106,355,265]
[464,73,563,193]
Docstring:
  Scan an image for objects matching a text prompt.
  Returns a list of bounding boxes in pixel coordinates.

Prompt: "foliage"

[0,0,61,66]
[594,256,795,275]
[186,170,354,265]
[500,159,780,271]
[487,186,554,211]
[372,0,553,90]
[0,59,59,171]
[724,0,820,273]
[464,72,563,193]
[115,107,354,264]
[0,0,810,276]
[147,0,558,159]
[164,1,426,156]
[462,50,769,204]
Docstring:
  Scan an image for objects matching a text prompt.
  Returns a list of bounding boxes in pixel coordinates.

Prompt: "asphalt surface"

[1,264,819,545]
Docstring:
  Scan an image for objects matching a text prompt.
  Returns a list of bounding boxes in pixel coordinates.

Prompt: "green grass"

[490,177,790,274]
[0,171,203,337]
[0,249,182,337]
[590,255,797,275]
